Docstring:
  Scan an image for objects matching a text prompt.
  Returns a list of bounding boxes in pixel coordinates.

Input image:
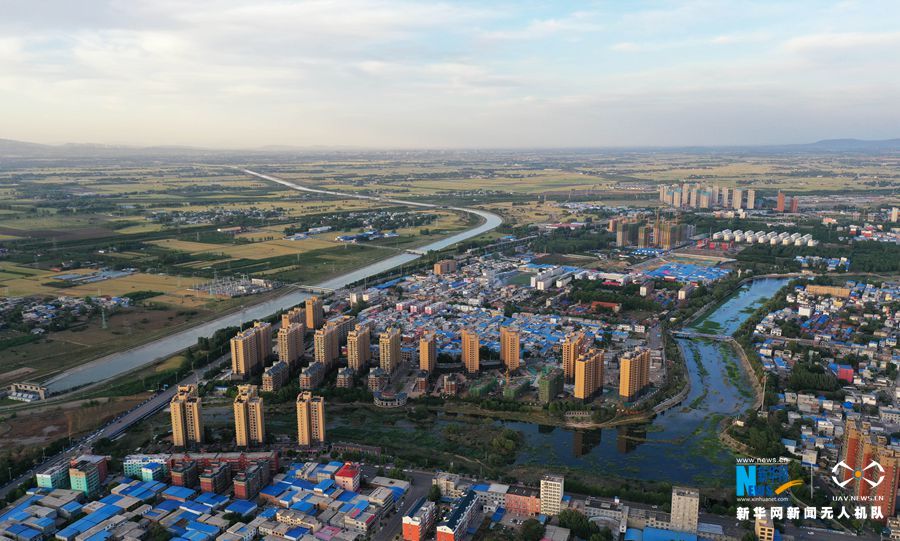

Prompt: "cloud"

[0,1,899,147]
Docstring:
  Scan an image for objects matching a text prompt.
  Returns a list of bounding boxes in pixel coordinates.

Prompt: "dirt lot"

[0,395,148,451]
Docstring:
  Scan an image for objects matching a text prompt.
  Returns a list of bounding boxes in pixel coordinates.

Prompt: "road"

[0,355,223,501]
[360,465,433,541]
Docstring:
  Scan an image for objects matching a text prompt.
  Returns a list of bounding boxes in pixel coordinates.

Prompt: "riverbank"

[37,170,503,395]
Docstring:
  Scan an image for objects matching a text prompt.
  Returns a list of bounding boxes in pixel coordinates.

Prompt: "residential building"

[336,367,354,388]
[296,392,326,446]
[69,455,107,497]
[298,361,326,390]
[234,385,265,447]
[419,332,437,373]
[368,367,389,391]
[170,460,199,488]
[231,327,260,379]
[171,384,203,447]
[619,348,651,401]
[262,361,289,392]
[461,329,480,374]
[305,296,324,330]
[755,516,775,541]
[839,420,900,522]
[199,463,231,494]
[380,327,402,373]
[574,349,604,401]
[436,490,478,541]
[347,324,372,372]
[314,324,339,367]
[562,332,586,382]
[732,188,743,210]
[334,463,361,492]
[540,474,564,516]
[277,322,305,367]
[504,486,541,517]
[500,326,520,372]
[538,369,563,404]
[35,463,69,490]
[281,306,304,328]
[433,259,457,275]
[776,192,786,212]
[670,486,699,533]
[746,189,755,210]
[403,498,436,541]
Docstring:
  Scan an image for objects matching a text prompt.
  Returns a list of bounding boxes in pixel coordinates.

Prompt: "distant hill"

[0,137,53,154]
[799,138,900,151]
[1,136,900,160]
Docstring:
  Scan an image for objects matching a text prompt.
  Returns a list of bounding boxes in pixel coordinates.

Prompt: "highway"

[0,355,223,501]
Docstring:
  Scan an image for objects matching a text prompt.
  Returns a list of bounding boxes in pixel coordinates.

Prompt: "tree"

[557,509,597,540]
[428,484,442,502]
[520,519,545,541]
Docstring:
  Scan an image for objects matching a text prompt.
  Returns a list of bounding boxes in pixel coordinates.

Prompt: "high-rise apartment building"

[790,196,799,213]
[282,306,304,328]
[171,385,203,447]
[230,322,272,378]
[539,474,564,516]
[305,296,324,330]
[562,332,586,382]
[839,420,900,522]
[253,321,272,362]
[419,332,437,373]
[231,328,259,378]
[347,324,372,372]
[278,322,305,367]
[776,191,786,212]
[314,324,339,367]
[746,189,755,210]
[379,327,402,373]
[732,188,743,210]
[538,369,563,404]
[619,348,651,401]
[574,349,604,401]
[460,329,479,374]
[670,486,700,533]
[500,326,521,372]
[234,385,265,447]
[296,392,326,446]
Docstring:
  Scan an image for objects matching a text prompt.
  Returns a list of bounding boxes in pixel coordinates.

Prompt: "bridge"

[291,284,335,294]
[671,330,732,341]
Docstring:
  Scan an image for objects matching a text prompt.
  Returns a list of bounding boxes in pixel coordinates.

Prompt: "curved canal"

[44,172,503,393]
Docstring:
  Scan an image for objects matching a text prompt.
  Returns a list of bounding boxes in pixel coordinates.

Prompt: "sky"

[1,0,899,149]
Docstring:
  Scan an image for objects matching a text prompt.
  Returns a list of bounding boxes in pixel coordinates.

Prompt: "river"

[43,172,502,393]
[502,277,789,485]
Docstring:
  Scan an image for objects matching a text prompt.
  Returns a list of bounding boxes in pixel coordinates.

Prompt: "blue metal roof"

[225,500,257,516]
[163,486,196,500]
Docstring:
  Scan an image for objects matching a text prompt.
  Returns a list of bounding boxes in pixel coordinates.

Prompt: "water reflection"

[573,430,602,457]
[616,425,647,454]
